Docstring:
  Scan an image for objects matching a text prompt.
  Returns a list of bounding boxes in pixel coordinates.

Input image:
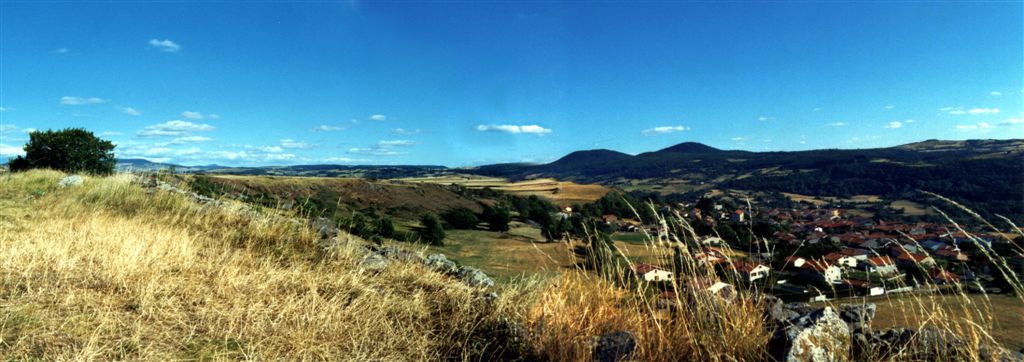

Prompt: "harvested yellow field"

[398,175,610,205]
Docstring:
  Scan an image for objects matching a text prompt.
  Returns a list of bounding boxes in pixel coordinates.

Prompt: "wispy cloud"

[884,105,895,110]
[392,128,421,135]
[826,122,848,127]
[368,114,387,121]
[999,117,1022,126]
[641,125,690,136]
[149,39,181,52]
[944,106,999,115]
[169,136,213,144]
[347,139,416,156]
[280,139,316,149]
[138,120,215,137]
[476,124,552,135]
[312,124,345,132]
[0,144,25,157]
[991,91,1002,96]
[119,106,141,116]
[60,96,107,105]
[100,131,124,137]
[955,122,994,131]
[53,48,69,54]
[377,140,415,147]
[730,136,749,142]
[884,121,903,129]
[757,116,775,121]
[0,107,9,112]
[181,111,204,119]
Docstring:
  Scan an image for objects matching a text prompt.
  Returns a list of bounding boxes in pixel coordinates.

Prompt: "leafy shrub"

[418,213,446,245]
[482,205,511,232]
[442,207,479,229]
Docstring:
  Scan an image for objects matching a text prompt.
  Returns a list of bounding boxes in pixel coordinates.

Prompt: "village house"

[930,269,961,285]
[731,209,746,222]
[844,279,885,296]
[799,259,843,284]
[632,263,673,282]
[839,247,872,261]
[895,251,936,268]
[824,252,858,268]
[862,256,899,275]
[729,260,770,282]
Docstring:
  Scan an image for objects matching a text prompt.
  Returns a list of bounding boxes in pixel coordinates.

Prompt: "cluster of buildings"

[624,203,1022,302]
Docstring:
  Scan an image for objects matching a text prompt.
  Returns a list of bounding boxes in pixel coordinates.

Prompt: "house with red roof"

[632,263,673,282]
[862,256,899,275]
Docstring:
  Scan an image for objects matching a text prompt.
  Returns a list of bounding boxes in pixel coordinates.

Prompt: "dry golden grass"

[0,170,527,360]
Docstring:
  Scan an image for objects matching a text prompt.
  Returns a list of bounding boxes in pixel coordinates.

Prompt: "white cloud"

[313,124,345,132]
[991,91,1002,96]
[966,108,999,115]
[1000,117,1023,125]
[149,39,181,52]
[170,136,213,144]
[813,108,822,112]
[181,111,204,119]
[322,156,365,163]
[54,48,69,54]
[956,122,994,131]
[368,114,387,121]
[884,105,895,110]
[143,147,173,156]
[138,120,215,137]
[21,128,37,134]
[100,131,124,136]
[0,107,8,112]
[757,116,775,121]
[826,122,848,127]
[256,146,284,153]
[641,125,690,136]
[207,114,220,119]
[175,147,202,156]
[60,96,108,105]
[884,121,903,129]
[476,124,552,135]
[945,106,999,115]
[392,128,421,135]
[348,147,403,156]
[730,136,748,141]
[280,139,316,149]
[119,107,141,116]
[378,140,415,147]
[0,124,17,133]
[0,144,25,157]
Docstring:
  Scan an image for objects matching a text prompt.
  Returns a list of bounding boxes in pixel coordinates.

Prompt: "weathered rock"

[425,253,458,274]
[358,254,389,273]
[979,343,1024,362]
[456,266,495,288]
[379,246,424,263]
[592,331,636,362]
[837,303,876,332]
[312,217,338,239]
[57,175,84,188]
[770,307,851,362]
[764,295,800,324]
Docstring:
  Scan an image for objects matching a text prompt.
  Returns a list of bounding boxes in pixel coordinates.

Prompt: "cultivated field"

[398,175,610,205]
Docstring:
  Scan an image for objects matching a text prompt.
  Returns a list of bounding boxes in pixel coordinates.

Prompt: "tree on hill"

[9,128,116,175]
[441,207,479,230]
[482,205,511,232]
[418,213,446,245]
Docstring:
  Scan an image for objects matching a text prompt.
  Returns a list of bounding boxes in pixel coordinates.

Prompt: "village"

[601,199,1024,303]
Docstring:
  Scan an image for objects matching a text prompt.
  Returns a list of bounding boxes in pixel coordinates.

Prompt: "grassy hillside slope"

[0,170,526,360]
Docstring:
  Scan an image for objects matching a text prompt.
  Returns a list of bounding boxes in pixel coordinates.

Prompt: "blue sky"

[1,2,1022,167]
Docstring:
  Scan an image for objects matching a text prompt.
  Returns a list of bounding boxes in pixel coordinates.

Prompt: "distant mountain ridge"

[468,139,1024,222]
